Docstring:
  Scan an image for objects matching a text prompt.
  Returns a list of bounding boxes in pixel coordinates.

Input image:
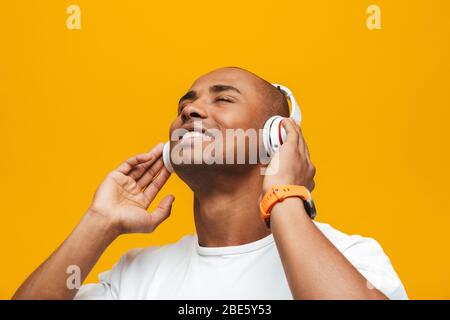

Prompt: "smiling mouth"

[179,130,214,141]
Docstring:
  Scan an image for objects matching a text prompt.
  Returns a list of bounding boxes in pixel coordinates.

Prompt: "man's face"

[168,67,267,171]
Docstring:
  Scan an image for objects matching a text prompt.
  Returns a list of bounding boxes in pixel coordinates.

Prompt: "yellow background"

[1,0,449,299]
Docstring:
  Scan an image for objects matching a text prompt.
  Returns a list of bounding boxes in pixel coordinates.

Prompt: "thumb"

[145,195,175,232]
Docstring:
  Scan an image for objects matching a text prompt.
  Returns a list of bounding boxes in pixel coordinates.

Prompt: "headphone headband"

[271,83,302,123]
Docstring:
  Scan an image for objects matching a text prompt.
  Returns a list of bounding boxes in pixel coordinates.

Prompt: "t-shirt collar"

[194,233,275,256]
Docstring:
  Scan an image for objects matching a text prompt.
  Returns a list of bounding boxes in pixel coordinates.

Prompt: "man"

[13,67,408,300]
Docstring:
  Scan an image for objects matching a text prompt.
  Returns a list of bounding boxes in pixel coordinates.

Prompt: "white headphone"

[162,83,302,173]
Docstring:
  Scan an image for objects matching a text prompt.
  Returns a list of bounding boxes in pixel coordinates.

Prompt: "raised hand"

[89,142,175,235]
[262,118,316,194]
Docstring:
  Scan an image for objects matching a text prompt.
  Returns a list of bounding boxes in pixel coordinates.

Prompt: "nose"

[181,102,208,122]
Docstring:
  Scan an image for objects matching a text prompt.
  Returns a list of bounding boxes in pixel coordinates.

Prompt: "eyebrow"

[209,84,241,94]
[178,84,241,106]
[178,90,197,106]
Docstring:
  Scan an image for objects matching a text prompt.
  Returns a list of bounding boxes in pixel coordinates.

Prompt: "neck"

[185,166,271,247]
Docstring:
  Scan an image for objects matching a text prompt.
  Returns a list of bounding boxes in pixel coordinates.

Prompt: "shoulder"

[75,234,195,299]
[313,221,397,263]
[313,221,408,300]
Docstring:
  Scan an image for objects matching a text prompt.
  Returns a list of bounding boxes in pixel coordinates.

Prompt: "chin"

[171,140,223,165]
[173,161,256,182]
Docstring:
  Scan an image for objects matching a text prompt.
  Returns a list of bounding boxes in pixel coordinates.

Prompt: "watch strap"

[259,185,316,228]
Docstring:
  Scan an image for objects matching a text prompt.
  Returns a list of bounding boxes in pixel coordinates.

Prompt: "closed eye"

[215,96,234,103]
[178,96,235,115]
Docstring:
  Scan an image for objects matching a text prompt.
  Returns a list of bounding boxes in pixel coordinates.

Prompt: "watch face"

[304,199,317,220]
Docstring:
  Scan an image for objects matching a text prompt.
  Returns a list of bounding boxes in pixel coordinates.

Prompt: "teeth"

[182,131,212,141]
[184,131,203,138]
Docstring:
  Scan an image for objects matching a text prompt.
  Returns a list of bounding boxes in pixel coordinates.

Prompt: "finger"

[303,136,312,160]
[129,153,162,182]
[130,194,174,233]
[297,125,313,162]
[116,143,163,176]
[291,120,303,151]
[116,153,153,175]
[295,124,307,156]
[128,143,164,180]
[281,118,300,146]
[136,158,164,189]
[145,195,175,232]
[143,166,171,202]
[296,126,316,192]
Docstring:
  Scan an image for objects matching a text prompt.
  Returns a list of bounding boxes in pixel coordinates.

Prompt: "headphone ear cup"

[262,116,286,157]
[162,141,174,173]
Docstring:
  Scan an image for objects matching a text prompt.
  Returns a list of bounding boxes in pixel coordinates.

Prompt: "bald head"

[192,66,290,119]
[224,67,290,118]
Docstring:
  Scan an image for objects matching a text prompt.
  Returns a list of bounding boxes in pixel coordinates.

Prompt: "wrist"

[84,209,120,242]
[259,185,316,229]
[270,197,312,234]
[270,197,309,221]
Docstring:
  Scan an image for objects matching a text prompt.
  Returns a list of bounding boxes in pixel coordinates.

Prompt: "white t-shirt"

[74,221,408,300]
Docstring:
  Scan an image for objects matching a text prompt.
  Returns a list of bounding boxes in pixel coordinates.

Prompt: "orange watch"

[259,185,317,228]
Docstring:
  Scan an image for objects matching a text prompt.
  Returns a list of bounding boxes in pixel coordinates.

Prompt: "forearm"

[12,211,118,300]
[270,198,387,300]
